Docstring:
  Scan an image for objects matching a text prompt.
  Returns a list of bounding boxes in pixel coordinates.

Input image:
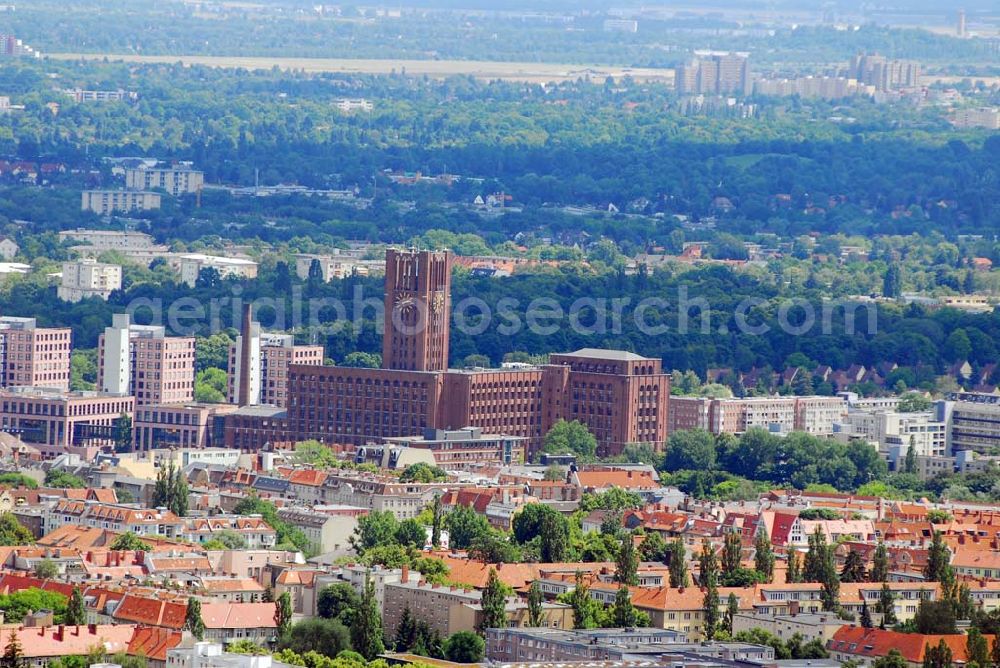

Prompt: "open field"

[47,53,676,84]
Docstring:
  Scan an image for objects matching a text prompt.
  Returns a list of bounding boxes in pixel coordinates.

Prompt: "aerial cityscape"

[0,1,995,668]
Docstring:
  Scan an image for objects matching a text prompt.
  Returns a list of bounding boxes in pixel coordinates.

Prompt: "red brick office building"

[277,249,670,457]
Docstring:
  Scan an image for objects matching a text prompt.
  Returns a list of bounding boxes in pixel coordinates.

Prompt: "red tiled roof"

[3,624,136,658]
[127,626,183,661]
[828,627,993,664]
[113,594,187,629]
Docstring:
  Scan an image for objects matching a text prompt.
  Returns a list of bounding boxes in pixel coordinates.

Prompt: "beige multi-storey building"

[58,259,122,302]
[0,387,133,448]
[179,254,258,287]
[952,107,1000,130]
[294,253,379,281]
[669,395,846,435]
[125,166,204,196]
[98,314,196,405]
[0,317,71,390]
[383,580,573,640]
[676,52,751,95]
[81,190,161,215]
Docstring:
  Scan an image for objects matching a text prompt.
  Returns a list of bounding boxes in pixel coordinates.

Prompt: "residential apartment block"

[676,52,751,95]
[58,259,122,302]
[0,317,72,390]
[947,392,1000,453]
[125,166,204,196]
[383,579,573,639]
[99,314,196,405]
[669,395,846,435]
[81,190,161,215]
[179,254,258,287]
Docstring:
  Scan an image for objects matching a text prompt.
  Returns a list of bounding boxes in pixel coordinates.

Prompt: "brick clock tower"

[383,249,452,372]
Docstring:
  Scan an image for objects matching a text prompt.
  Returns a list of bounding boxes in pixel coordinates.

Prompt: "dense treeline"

[6,2,993,68]
[1,61,997,243]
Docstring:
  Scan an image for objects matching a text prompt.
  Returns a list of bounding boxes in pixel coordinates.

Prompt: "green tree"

[538,510,569,562]
[396,518,427,548]
[33,559,58,579]
[724,593,739,636]
[2,629,24,668]
[527,581,544,628]
[878,584,898,627]
[292,441,338,467]
[351,510,399,553]
[399,463,447,483]
[277,619,351,658]
[883,263,901,299]
[349,575,384,660]
[702,579,720,640]
[317,583,361,625]
[184,598,205,641]
[43,470,86,489]
[109,532,151,552]
[570,571,592,630]
[615,534,639,586]
[541,420,597,461]
[924,531,953,584]
[966,628,989,668]
[923,639,953,668]
[66,587,86,626]
[0,474,37,489]
[904,438,918,475]
[860,599,873,628]
[668,539,689,588]
[873,649,909,668]
[394,605,417,651]
[787,551,802,584]
[276,591,293,638]
[663,429,717,472]
[871,542,890,582]
[194,367,228,403]
[754,532,775,583]
[841,550,867,583]
[613,585,637,628]
[227,641,266,655]
[341,352,381,368]
[445,504,491,550]
[913,597,957,634]
[899,392,933,413]
[698,539,718,588]
[444,631,485,663]
[722,532,742,573]
[431,495,443,548]
[479,568,508,634]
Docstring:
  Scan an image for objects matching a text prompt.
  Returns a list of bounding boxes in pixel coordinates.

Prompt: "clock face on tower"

[431,292,445,312]
[393,292,416,309]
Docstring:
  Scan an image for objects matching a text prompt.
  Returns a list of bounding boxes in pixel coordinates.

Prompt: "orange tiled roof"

[200,602,278,629]
[575,470,657,490]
